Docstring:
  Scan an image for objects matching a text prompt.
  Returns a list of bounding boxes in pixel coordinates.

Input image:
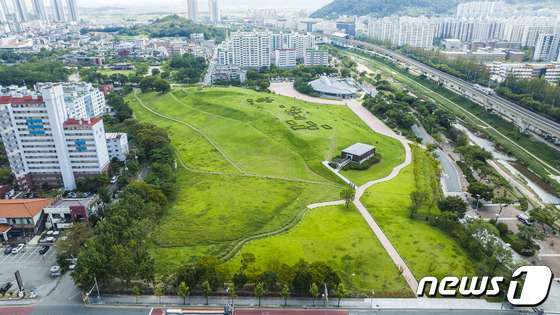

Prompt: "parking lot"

[0,244,58,297]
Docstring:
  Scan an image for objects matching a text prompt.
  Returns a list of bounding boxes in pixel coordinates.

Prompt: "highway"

[347,39,560,139]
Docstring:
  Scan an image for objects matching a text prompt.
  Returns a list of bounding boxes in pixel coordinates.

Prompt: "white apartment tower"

[208,0,220,23]
[533,30,560,62]
[287,32,316,60]
[187,0,199,23]
[368,16,435,48]
[12,0,29,22]
[36,82,107,118]
[273,48,296,69]
[66,0,79,22]
[304,49,329,67]
[31,0,48,22]
[220,31,270,68]
[51,0,65,22]
[456,1,507,19]
[105,133,129,162]
[0,84,109,190]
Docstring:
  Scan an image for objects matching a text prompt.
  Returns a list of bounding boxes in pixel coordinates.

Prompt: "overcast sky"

[78,0,332,9]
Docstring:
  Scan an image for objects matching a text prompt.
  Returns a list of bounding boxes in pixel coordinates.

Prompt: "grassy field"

[127,87,406,271]
[361,148,474,281]
[99,70,136,76]
[227,204,408,294]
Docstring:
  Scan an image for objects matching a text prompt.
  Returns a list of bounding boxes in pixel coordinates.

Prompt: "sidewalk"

[92,294,506,311]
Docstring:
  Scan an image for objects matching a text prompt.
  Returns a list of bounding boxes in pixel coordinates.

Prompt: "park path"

[271,84,420,296]
[133,90,248,174]
[134,90,344,187]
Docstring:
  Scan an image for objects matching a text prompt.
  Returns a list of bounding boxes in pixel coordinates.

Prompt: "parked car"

[517,213,534,226]
[110,176,118,184]
[82,192,91,198]
[0,282,12,294]
[69,263,76,270]
[3,245,14,255]
[39,245,50,255]
[11,244,24,254]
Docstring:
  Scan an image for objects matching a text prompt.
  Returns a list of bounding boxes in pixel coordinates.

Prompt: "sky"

[77,0,332,10]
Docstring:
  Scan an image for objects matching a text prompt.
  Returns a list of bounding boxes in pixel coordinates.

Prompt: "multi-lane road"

[347,39,560,140]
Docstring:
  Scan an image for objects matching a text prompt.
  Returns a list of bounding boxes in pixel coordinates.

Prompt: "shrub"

[496,222,509,237]
[342,154,382,171]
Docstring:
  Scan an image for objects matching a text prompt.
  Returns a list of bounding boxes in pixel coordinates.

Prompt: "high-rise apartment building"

[36,82,107,118]
[304,49,329,67]
[218,31,270,68]
[287,32,315,59]
[66,0,79,22]
[0,0,9,23]
[51,0,65,22]
[12,0,29,22]
[272,48,296,69]
[0,84,109,190]
[533,30,560,62]
[368,16,435,48]
[457,1,507,19]
[31,0,48,22]
[208,0,220,23]
[187,0,199,23]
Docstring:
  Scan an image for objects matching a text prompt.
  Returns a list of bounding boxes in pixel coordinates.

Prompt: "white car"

[110,176,118,184]
[11,244,24,254]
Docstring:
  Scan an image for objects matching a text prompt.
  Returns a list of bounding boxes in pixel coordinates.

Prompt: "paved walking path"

[271,83,420,295]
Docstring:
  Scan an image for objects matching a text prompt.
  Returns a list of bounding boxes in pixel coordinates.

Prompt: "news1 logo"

[417,266,554,307]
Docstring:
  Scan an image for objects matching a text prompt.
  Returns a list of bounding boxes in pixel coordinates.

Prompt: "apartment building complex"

[533,29,560,62]
[304,48,329,67]
[105,132,129,162]
[368,16,436,48]
[36,82,106,118]
[0,84,109,190]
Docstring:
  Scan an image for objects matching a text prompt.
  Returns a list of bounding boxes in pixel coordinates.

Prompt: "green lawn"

[360,150,474,281]
[127,87,407,272]
[227,204,409,294]
[99,70,136,76]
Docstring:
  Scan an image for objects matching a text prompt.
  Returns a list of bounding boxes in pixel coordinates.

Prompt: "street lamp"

[495,213,500,225]
[475,194,481,214]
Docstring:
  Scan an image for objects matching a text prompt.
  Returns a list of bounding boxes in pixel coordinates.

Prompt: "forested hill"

[81,15,227,42]
[310,0,530,19]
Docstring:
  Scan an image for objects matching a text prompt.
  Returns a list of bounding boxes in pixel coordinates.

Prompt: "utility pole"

[95,277,101,303]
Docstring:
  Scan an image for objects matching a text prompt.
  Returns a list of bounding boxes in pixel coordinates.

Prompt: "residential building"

[304,48,328,66]
[211,64,246,83]
[487,62,560,84]
[208,0,220,23]
[31,0,48,22]
[0,198,52,240]
[36,82,107,118]
[12,0,29,22]
[272,48,296,69]
[336,22,355,37]
[51,0,65,22]
[218,31,270,68]
[0,0,8,24]
[368,16,435,48]
[187,0,199,23]
[442,39,462,50]
[0,84,109,190]
[105,132,129,162]
[533,30,560,62]
[287,32,315,59]
[66,0,79,22]
[456,1,507,19]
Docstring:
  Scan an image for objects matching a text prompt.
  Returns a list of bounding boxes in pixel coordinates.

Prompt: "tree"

[139,76,156,92]
[426,261,437,275]
[281,284,290,306]
[335,283,347,307]
[178,281,189,305]
[151,68,160,76]
[153,79,171,93]
[232,272,248,289]
[340,188,355,208]
[156,285,163,304]
[467,182,494,202]
[448,261,458,276]
[97,187,111,205]
[240,252,256,271]
[382,270,391,287]
[227,283,237,304]
[202,281,211,305]
[309,283,319,306]
[55,221,93,258]
[437,196,468,219]
[517,225,546,249]
[530,205,560,233]
[493,197,514,217]
[132,285,140,304]
[408,190,428,217]
[254,282,266,306]
[340,68,351,78]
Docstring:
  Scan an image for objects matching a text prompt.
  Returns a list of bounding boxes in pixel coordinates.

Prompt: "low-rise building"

[43,195,99,229]
[105,132,129,162]
[341,143,376,164]
[309,76,358,99]
[0,198,52,241]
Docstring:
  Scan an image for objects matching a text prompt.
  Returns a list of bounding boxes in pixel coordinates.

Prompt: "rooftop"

[49,196,97,209]
[63,118,102,127]
[342,143,376,156]
[0,198,53,218]
[0,95,44,104]
[105,132,124,140]
[309,76,358,95]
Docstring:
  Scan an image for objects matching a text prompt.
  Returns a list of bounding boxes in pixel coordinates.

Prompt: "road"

[411,124,463,193]
[348,39,560,140]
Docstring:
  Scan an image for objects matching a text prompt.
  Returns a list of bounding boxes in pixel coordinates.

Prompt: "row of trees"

[139,75,171,93]
[165,53,208,84]
[0,60,72,86]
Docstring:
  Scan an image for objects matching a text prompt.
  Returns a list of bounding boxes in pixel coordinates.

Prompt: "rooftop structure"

[341,143,376,164]
[309,76,358,99]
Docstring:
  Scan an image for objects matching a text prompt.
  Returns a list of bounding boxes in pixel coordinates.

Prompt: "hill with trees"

[81,15,227,42]
[310,0,530,19]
